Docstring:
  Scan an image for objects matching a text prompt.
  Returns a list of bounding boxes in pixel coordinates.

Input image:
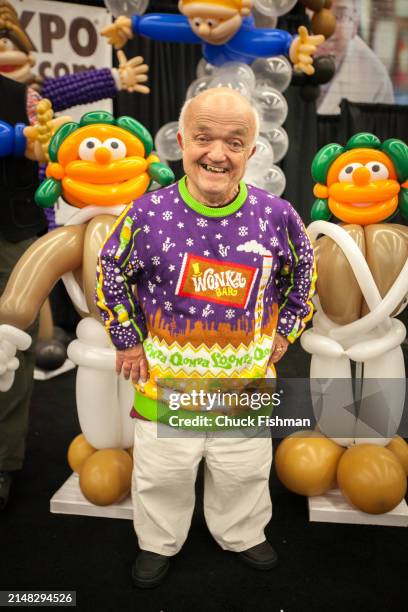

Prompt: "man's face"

[180,2,243,45]
[177,90,256,205]
[315,0,358,65]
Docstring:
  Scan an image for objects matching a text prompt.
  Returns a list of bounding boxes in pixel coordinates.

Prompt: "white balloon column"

[104,0,149,18]
[155,56,291,197]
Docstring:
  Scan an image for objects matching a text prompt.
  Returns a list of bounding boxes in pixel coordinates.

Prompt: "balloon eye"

[207,19,219,27]
[338,163,363,182]
[78,137,102,160]
[193,18,202,27]
[366,161,389,180]
[103,138,127,160]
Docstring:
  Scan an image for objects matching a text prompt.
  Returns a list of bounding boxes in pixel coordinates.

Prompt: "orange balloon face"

[326,149,401,225]
[56,124,149,208]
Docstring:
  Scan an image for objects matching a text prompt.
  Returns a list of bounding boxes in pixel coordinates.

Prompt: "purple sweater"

[96,179,315,380]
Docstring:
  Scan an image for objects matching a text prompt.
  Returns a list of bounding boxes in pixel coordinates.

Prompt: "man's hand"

[116,344,149,384]
[289,25,325,76]
[268,332,289,365]
[117,50,150,94]
[101,16,133,49]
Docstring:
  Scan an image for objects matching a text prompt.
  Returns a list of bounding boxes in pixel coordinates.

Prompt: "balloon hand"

[117,50,150,94]
[101,16,133,49]
[24,99,71,162]
[289,25,325,76]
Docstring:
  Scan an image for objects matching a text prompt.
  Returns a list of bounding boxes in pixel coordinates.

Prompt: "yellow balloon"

[337,444,407,514]
[275,431,344,496]
[387,436,408,476]
[79,449,133,506]
[67,433,96,474]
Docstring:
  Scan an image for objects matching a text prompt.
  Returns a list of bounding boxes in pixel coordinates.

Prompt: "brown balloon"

[275,431,345,496]
[0,225,85,329]
[67,433,96,474]
[337,445,407,514]
[299,0,325,10]
[387,436,408,476]
[79,449,133,506]
[311,9,337,38]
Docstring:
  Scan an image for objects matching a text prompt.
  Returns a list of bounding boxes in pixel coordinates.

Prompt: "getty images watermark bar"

[149,377,408,438]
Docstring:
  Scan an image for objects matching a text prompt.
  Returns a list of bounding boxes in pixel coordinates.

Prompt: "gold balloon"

[386,436,408,476]
[275,431,345,496]
[337,445,407,514]
[67,434,96,474]
[311,9,337,38]
[79,449,133,506]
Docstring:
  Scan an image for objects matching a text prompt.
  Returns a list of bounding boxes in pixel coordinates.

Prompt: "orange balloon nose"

[94,147,111,164]
[353,166,371,186]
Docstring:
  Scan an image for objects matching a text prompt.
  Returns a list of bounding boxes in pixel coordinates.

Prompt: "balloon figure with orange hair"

[102,0,325,75]
[275,133,408,517]
[0,108,175,507]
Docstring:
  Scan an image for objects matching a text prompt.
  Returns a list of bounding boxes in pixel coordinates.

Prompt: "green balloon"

[346,133,381,150]
[311,198,331,221]
[398,188,408,221]
[79,111,115,127]
[311,143,344,184]
[35,177,61,208]
[148,162,175,187]
[382,139,408,183]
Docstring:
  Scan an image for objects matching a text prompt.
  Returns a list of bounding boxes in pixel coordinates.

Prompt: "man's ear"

[248,145,256,160]
[177,132,184,150]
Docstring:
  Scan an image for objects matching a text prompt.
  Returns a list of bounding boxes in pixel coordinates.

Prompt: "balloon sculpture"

[276,132,408,515]
[0,109,175,505]
[0,0,150,108]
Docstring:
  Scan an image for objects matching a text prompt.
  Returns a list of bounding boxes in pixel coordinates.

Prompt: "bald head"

[179,87,259,146]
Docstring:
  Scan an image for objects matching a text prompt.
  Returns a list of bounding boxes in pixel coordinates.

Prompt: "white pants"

[132,420,272,556]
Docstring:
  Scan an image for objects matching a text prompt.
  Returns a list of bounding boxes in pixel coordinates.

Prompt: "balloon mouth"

[62,172,150,208]
[329,195,399,224]
[0,63,25,72]
[64,157,147,184]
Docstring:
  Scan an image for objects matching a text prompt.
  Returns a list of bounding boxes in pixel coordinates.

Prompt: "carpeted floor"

[2,341,407,612]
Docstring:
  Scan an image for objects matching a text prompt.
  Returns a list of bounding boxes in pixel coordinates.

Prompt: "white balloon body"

[67,317,135,449]
[253,0,297,17]
[301,221,407,447]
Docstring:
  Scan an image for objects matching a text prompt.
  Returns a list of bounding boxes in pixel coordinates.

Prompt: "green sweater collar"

[178,175,247,218]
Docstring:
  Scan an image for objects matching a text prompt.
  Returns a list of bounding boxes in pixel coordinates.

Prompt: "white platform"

[309,489,408,527]
[34,359,76,381]
[50,473,133,520]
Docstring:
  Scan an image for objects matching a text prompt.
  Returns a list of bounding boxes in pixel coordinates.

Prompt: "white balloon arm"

[330,257,408,341]
[62,273,90,314]
[300,328,345,357]
[345,318,406,362]
[307,221,384,311]
[67,339,116,370]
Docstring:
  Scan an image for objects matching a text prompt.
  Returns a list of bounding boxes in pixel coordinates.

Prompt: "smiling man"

[96,88,315,588]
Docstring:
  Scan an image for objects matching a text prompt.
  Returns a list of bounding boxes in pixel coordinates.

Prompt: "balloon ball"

[53,326,71,347]
[337,444,407,514]
[104,0,149,18]
[67,434,96,474]
[252,56,292,93]
[79,449,133,506]
[154,122,182,162]
[275,431,344,496]
[311,8,337,38]
[34,338,66,370]
[253,0,297,18]
[310,56,336,85]
[386,436,408,476]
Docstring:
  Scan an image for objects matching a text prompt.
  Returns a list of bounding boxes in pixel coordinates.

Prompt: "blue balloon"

[130,14,293,67]
[0,120,14,157]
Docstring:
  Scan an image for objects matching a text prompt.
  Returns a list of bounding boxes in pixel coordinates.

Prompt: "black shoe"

[0,471,13,511]
[238,541,278,570]
[131,551,170,588]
